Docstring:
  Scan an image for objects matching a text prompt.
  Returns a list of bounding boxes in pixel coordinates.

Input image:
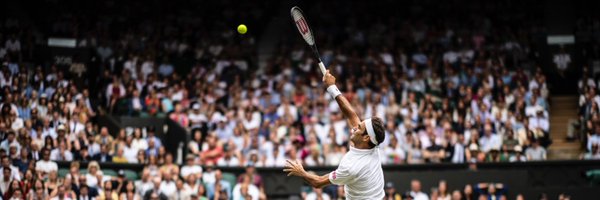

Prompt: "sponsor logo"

[295,18,309,35]
[332,171,337,180]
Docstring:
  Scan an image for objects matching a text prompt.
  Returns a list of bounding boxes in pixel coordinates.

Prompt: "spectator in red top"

[145,90,161,116]
[200,134,223,165]
[169,104,189,127]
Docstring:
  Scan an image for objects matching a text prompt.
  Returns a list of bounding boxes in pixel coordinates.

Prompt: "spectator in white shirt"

[0,132,20,153]
[5,35,21,53]
[188,104,207,129]
[183,174,201,198]
[217,147,240,167]
[277,98,298,121]
[509,146,527,162]
[479,124,502,153]
[528,109,549,133]
[0,156,20,181]
[50,140,73,161]
[232,174,260,200]
[181,155,203,178]
[96,43,113,62]
[409,179,429,200]
[136,169,154,197]
[129,89,144,116]
[123,136,139,163]
[0,168,12,196]
[158,59,175,77]
[35,149,57,175]
[588,127,600,152]
[141,57,155,79]
[160,172,177,199]
[443,49,459,64]
[553,48,571,76]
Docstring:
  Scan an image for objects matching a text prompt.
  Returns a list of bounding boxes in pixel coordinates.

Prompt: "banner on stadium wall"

[46,38,92,66]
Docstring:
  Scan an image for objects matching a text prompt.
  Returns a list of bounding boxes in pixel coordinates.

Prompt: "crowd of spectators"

[0,0,274,199]
[173,0,552,169]
[301,178,574,200]
[575,13,600,160]
[0,0,577,199]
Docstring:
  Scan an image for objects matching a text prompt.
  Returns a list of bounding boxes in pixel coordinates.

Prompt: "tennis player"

[284,70,386,199]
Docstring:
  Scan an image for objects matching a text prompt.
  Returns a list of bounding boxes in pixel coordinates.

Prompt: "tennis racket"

[290,6,327,77]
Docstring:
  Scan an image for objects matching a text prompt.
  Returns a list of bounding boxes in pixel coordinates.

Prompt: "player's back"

[329,146,385,200]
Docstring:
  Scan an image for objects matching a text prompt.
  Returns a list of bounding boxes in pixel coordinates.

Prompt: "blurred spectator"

[85,161,103,189]
[553,48,571,77]
[0,156,20,180]
[205,170,231,200]
[509,146,527,162]
[181,155,203,178]
[35,148,57,175]
[143,177,168,200]
[232,174,259,200]
[200,134,223,165]
[525,140,547,161]
[409,179,429,200]
[384,182,401,200]
[437,180,451,200]
[50,140,73,161]
[473,183,507,200]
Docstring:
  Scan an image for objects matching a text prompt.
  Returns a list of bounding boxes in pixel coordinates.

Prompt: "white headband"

[364,118,378,146]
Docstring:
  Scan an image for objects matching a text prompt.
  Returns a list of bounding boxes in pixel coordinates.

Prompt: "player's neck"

[350,141,372,150]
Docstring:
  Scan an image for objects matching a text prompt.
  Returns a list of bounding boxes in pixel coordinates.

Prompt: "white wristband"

[327,85,342,98]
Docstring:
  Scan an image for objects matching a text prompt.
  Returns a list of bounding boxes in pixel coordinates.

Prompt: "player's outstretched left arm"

[283,160,330,188]
[323,70,360,128]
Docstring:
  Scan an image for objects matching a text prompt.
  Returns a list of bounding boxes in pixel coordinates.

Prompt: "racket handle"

[318,62,327,76]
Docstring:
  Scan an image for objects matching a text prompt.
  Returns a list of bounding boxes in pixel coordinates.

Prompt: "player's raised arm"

[323,70,360,128]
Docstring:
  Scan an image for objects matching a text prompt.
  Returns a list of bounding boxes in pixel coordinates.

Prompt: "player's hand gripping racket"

[291,6,327,77]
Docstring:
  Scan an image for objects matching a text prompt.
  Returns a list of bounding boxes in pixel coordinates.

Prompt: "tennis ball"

[237,24,247,34]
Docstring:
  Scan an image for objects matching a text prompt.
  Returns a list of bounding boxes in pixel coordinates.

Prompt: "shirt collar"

[349,146,375,154]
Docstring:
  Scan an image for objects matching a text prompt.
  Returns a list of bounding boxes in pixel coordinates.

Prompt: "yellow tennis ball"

[237,24,247,34]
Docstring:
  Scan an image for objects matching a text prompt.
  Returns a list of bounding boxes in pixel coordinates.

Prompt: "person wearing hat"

[188,103,207,130]
[509,145,527,162]
[180,154,202,179]
[384,182,401,200]
[111,169,127,194]
[528,105,549,135]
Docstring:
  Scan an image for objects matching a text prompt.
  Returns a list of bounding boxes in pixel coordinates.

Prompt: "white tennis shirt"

[329,146,385,199]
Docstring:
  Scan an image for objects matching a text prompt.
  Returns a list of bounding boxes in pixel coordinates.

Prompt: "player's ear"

[362,134,370,143]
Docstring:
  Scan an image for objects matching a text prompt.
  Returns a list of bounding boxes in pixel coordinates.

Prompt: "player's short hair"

[370,117,385,148]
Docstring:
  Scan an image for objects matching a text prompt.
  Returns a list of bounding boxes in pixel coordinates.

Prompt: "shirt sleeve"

[328,164,353,185]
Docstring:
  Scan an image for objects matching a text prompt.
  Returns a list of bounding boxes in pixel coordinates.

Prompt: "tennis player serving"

[284,70,386,199]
